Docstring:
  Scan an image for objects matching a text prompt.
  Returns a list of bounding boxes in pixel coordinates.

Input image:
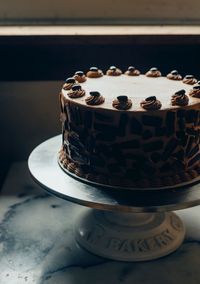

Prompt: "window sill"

[0,25,200,81]
[0,25,200,45]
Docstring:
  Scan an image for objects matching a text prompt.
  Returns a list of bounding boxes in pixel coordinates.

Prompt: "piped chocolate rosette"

[183,75,198,85]
[85,91,105,105]
[106,66,122,76]
[63,77,76,90]
[86,67,103,78]
[167,70,182,80]
[67,84,85,98]
[74,71,87,83]
[112,95,132,110]
[125,66,140,76]
[140,96,162,110]
[146,67,161,77]
[171,89,189,106]
[189,85,200,98]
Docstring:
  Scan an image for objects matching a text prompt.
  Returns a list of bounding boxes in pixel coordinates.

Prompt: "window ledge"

[0,25,200,36]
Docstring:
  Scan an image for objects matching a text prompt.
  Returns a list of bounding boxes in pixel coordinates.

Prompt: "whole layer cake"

[59,67,200,188]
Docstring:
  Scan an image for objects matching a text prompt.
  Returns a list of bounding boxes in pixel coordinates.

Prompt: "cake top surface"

[62,72,200,112]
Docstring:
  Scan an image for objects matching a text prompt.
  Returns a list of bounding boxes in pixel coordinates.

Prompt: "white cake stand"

[28,135,200,262]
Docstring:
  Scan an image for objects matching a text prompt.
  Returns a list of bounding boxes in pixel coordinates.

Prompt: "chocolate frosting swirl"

[146,67,161,77]
[167,70,182,80]
[63,77,76,90]
[171,89,189,106]
[140,96,162,110]
[86,67,103,78]
[189,85,200,98]
[112,96,132,110]
[63,83,74,90]
[125,66,140,76]
[74,71,87,83]
[67,84,85,98]
[183,75,197,85]
[106,66,122,76]
[85,91,105,105]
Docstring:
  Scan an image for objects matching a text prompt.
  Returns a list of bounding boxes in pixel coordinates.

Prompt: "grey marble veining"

[1,162,200,284]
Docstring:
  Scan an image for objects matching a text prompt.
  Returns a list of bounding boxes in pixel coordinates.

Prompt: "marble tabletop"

[1,162,200,284]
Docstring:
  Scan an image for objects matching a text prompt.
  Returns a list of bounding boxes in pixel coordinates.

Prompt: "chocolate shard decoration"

[176,131,188,146]
[85,135,96,151]
[195,112,200,126]
[90,156,105,167]
[162,138,179,160]
[84,110,93,128]
[155,127,166,137]
[177,116,185,130]
[188,153,200,167]
[107,163,121,173]
[111,148,126,165]
[96,132,116,142]
[68,132,83,148]
[186,128,198,136]
[69,147,89,164]
[94,112,113,122]
[160,162,171,173]
[118,113,129,137]
[151,152,161,163]
[126,169,140,180]
[186,136,195,156]
[94,123,118,133]
[172,160,185,171]
[185,110,197,123]
[141,162,156,175]
[142,115,162,127]
[142,130,153,139]
[172,149,185,161]
[177,109,186,118]
[188,145,199,159]
[130,117,143,135]
[143,140,164,152]
[70,106,82,125]
[64,119,69,131]
[116,139,140,149]
[124,153,148,163]
[96,143,112,157]
[166,111,176,136]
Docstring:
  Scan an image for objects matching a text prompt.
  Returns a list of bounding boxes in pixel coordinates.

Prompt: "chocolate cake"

[59,66,200,188]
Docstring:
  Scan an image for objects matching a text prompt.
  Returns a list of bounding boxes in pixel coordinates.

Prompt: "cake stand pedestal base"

[75,209,185,261]
[29,136,200,262]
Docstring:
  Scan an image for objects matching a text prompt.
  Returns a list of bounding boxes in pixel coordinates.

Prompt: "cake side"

[59,69,200,188]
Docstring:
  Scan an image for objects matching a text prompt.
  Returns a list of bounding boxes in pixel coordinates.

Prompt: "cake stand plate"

[28,135,200,261]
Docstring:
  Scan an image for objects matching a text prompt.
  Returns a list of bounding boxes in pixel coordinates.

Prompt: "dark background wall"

[0,35,200,81]
[0,34,199,185]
